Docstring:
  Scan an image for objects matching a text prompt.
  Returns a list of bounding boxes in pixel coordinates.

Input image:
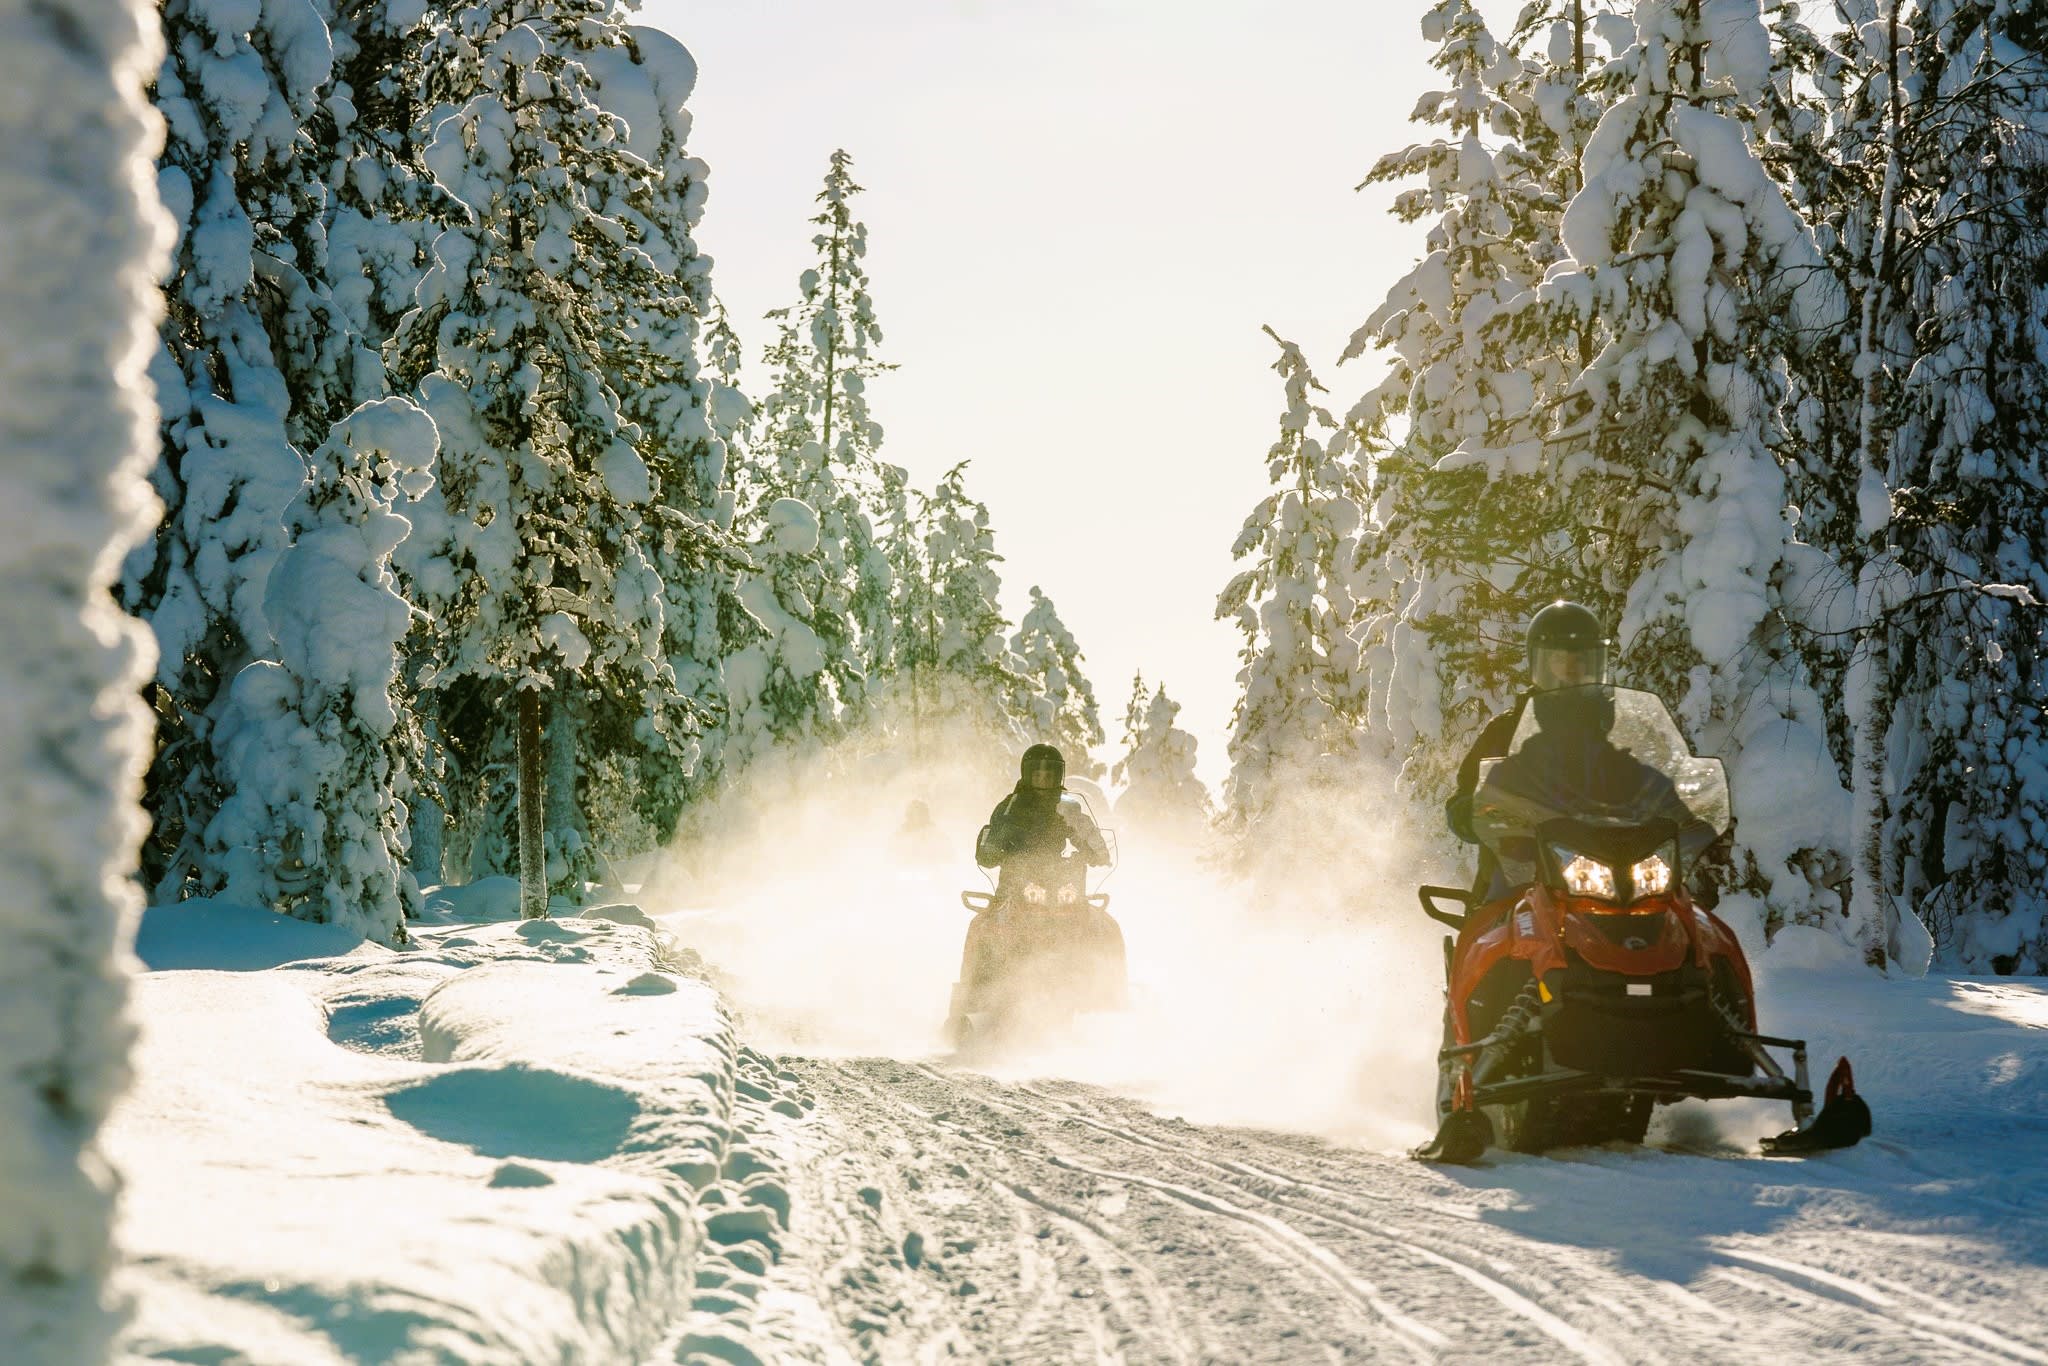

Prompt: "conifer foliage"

[390,0,680,916]
[743,150,896,730]
[1009,586,1105,777]
[1217,330,1366,840]
[205,401,439,940]
[1112,675,1211,844]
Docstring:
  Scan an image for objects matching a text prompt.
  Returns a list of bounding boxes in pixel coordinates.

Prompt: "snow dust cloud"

[644,732,1450,1152]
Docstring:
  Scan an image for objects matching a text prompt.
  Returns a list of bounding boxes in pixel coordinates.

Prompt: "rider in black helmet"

[1446,602,1611,898]
[975,744,1111,890]
[957,744,1114,994]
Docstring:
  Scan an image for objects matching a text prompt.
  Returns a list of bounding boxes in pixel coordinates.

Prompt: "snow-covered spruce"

[205,400,439,943]
[1860,4,2048,972]
[1008,586,1106,779]
[578,25,745,853]
[0,0,168,1355]
[1346,0,1619,813]
[918,462,1027,743]
[132,0,341,901]
[1506,0,1852,943]
[740,150,896,732]
[713,494,841,790]
[1216,330,1367,853]
[1111,674,1212,846]
[390,0,683,912]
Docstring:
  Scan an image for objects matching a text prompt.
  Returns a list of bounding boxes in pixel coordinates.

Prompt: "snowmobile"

[1416,684,1872,1164]
[944,851,1128,1055]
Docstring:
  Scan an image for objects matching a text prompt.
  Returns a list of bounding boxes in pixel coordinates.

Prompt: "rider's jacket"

[975,785,1111,898]
[1445,692,1531,844]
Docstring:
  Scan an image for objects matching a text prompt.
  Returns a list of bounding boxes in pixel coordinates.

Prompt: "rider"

[958,744,1112,991]
[1445,601,1610,903]
[975,744,1112,893]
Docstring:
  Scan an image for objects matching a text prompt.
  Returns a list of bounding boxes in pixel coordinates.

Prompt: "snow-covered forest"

[8,0,2048,1359]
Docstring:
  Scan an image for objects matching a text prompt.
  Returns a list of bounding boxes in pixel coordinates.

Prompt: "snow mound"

[107,917,808,1363]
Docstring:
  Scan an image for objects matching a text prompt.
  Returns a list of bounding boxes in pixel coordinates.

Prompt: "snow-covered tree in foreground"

[133,0,336,899]
[0,0,167,1354]
[1009,586,1105,777]
[1112,676,1212,846]
[1528,0,1851,941]
[391,0,678,916]
[205,400,438,943]
[1873,1,2048,970]
[1347,0,1617,809]
[1216,330,1365,847]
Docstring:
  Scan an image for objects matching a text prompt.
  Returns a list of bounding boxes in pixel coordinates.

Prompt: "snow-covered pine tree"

[389,0,680,916]
[1525,0,1853,940]
[1112,678,1212,845]
[1216,330,1366,844]
[1008,586,1105,778]
[314,0,440,417]
[715,495,842,783]
[922,462,1025,742]
[577,26,744,855]
[1875,1,2048,970]
[748,149,897,717]
[877,459,940,755]
[0,0,165,1350]
[205,400,438,942]
[132,0,341,899]
[1346,0,1622,814]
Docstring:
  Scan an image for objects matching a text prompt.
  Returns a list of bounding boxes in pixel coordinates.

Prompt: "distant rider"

[959,745,1112,987]
[1444,601,1610,905]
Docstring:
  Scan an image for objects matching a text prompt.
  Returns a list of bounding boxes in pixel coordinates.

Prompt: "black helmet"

[1526,601,1609,692]
[1020,743,1065,791]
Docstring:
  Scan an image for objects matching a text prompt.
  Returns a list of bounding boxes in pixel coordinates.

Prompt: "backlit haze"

[639,0,1446,787]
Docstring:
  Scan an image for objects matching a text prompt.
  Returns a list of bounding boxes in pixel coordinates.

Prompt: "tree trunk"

[517,686,547,919]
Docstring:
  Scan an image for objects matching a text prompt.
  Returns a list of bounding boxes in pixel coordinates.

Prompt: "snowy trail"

[716,1055,2048,1363]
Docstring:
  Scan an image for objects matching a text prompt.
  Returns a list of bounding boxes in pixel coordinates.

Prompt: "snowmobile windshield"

[1469,685,1731,870]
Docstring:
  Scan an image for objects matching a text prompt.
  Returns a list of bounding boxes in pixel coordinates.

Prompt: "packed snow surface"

[106,806,2048,1361]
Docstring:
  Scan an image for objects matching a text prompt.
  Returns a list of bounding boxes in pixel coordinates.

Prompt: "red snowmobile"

[945,852,1127,1054]
[1416,684,1872,1164]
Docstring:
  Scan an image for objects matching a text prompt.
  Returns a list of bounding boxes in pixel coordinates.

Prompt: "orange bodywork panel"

[1446,883,1757,1047]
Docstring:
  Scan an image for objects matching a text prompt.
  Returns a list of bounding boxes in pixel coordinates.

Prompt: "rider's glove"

[1445,792,1476,843]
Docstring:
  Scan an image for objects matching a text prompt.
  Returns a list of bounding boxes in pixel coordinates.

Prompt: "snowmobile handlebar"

[1418,885,1473,930]
[959,889,1110,914]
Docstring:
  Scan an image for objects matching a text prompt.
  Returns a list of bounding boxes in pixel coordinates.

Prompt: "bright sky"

[637,0,1446,789]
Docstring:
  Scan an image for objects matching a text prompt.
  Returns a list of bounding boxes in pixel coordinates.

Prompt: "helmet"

[1020,743,1065,792]
[1526,601,1609,692]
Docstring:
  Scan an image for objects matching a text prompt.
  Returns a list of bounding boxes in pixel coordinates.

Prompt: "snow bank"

[108,912,802,1363]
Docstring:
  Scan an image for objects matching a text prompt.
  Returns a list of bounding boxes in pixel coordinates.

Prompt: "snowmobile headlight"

[1057,886,1079,906]
[1024,883,1047,905]
[1630,852,1673,898]
[1556,850,1617,900]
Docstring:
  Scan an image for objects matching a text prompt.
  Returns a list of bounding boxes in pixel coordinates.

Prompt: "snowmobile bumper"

[1469,1065,1808,1111]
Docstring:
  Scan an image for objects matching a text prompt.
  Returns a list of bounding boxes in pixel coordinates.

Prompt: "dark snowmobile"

[945,852,1127,1054]
[1416,684,1872,1164]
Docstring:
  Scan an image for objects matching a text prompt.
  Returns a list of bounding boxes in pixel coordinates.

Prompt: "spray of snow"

[646,730,1445,1152]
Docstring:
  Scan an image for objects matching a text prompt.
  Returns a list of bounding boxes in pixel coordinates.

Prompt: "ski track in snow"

[703,1056,2048,1364]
